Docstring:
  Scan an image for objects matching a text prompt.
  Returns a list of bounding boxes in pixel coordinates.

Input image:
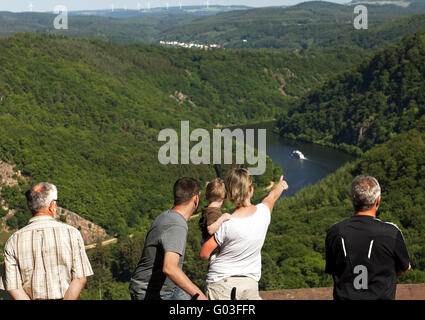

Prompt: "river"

[234,121,355,198]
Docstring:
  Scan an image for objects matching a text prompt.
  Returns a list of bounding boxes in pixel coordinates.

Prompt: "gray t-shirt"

[129,209,188,299]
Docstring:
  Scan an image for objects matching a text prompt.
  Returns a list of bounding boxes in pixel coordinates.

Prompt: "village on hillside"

[159,40,221,50]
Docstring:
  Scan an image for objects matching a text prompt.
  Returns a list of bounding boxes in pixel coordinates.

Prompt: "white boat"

[291,150,306,160]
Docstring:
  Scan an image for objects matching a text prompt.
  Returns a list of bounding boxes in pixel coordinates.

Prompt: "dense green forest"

[1,1,425,50]
[0,32,365,235]
[278,30,425,154]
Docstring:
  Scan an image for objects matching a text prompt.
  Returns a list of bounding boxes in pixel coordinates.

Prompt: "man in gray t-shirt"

[129,178,207,300]
[129,209,188,298]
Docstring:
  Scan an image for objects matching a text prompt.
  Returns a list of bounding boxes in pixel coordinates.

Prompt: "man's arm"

[324,231,336,275]
[63,277,87,300]
[4,239,29,300]
[396,263,411,278]
[393,229,411,279]
[7,288,31,300]
[70,229,94,299]
[207,214,231,236]
[163,251,207,300]
[262,175,288,213]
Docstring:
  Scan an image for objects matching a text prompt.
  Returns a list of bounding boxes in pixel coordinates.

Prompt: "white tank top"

[206,203,271,283]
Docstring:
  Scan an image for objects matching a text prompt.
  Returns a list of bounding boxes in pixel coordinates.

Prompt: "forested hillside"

[0,33,365,237]
[0,32,347,299]
[278,31,425,153]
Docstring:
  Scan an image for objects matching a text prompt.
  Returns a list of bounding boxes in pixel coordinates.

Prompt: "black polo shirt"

[325,215,410,300]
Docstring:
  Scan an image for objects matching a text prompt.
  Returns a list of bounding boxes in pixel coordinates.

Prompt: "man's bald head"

[350,175,381,213]
[25,182,58,214]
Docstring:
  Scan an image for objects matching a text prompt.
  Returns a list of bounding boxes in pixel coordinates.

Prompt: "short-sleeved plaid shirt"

[0,214,93,300]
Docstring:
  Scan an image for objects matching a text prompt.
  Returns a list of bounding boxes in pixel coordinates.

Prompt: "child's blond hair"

[206,178,227,203]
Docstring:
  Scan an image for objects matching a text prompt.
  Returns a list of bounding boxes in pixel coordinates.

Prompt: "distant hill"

[67,5,251,18]
[0,11,168,44]
[156,1,425,49]
[1,1,425,49]
[351,0,425,4]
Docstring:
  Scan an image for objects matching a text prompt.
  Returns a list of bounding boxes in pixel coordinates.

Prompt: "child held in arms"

[198,178,231,261]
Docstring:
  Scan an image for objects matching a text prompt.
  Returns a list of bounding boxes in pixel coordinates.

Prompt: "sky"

[1,0,350,12]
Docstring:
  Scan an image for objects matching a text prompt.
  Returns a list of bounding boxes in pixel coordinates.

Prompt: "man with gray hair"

[325,175,411,300]
[0,182,93,300]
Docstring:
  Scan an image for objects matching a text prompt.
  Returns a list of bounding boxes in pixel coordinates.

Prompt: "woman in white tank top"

[200,168,288,300]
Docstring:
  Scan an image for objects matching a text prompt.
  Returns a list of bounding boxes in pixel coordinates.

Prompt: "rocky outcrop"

[169,90,197,107]
[264,67,299,96]
[0,160,25,187]
[356,114,376,146]
[0,161,25,231]
[55,207,108,244]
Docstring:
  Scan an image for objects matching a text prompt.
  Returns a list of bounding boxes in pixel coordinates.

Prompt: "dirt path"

[85,234,134,250]
[85,237,118,250]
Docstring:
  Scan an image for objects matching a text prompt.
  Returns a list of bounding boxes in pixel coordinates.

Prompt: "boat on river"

[291,150,306,160]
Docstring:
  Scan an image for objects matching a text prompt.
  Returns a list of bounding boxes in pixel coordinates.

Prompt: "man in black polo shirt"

[325,175,411,300]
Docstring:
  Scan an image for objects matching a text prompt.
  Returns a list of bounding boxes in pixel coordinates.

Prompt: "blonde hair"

[225,168,253,207]
[206,178,227,203]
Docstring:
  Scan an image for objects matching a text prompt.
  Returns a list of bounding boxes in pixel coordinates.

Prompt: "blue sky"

[1,0,350,12]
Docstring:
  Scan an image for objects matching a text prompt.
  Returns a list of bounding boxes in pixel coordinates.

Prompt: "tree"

[84,243,115,300]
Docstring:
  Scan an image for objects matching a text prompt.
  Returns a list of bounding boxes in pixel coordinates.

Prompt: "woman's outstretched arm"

[262,175,289,213]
